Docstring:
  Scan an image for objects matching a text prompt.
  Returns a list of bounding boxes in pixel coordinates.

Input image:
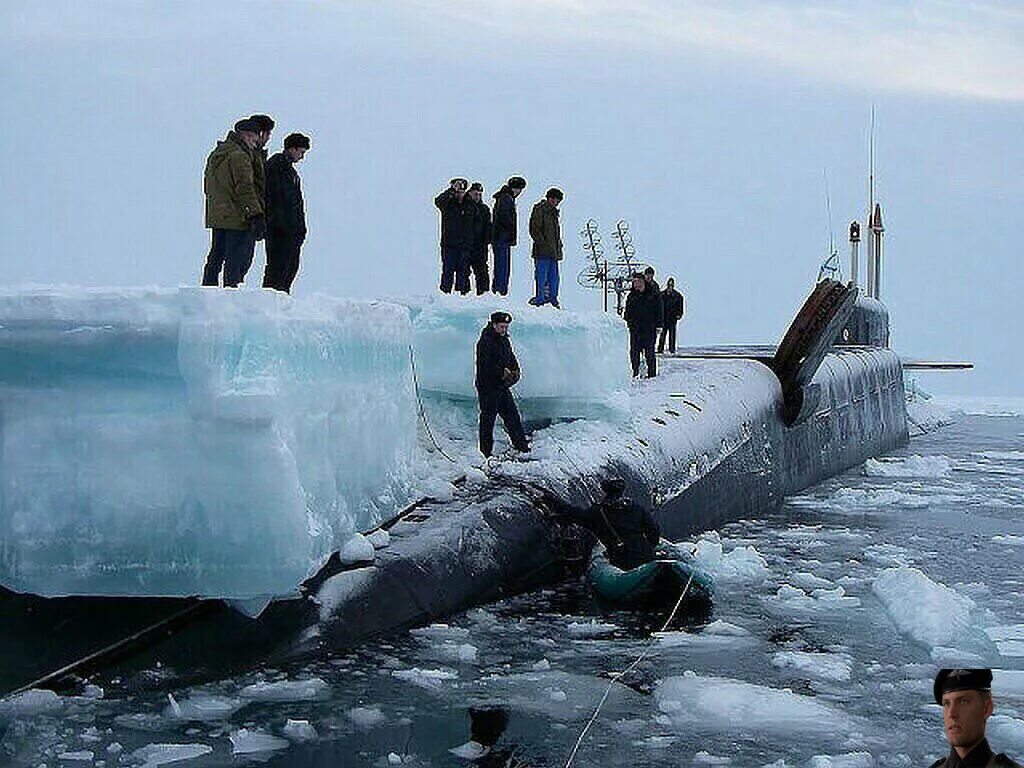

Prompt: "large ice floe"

[0,288,629,598]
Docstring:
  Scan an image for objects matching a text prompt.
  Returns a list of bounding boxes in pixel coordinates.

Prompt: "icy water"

[3,414,1024,767]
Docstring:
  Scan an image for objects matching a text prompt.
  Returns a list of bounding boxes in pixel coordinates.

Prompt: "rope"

[408,345,457,463]
[563,565,697,768]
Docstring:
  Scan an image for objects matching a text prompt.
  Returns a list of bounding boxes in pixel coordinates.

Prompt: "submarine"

[0,274,911,698]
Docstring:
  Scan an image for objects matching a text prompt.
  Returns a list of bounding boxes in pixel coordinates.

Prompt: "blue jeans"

[202,228,256,287]
[532,258,560,304]
[440,245,471,294]
[492,240,511,295]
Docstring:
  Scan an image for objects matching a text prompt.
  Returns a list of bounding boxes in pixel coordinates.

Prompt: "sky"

[1,0,1021,395]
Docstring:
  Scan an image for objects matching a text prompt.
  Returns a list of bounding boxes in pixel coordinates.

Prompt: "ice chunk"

[657,621,756,650]
[771,651,853,683]
[691,532,768,583]
[229,728,289,755]
[872,567,974,649]
[56,751,94,762]
[163,692,243,721]
[764,584,861,616]
[339,533,376,565]
[131,743,214,766]
[282,719,318,742]
[239,677,329,702]
[566,619,618,637]
[0,688,63,718]
[391,667,459,690]
[993,669,1024,699]
[347,706,387,728]
[864,455,952,478]
[806,754,874,768]
[367,529,391,549]
[0,288,417,598]
[654,672,857,738]
[987,715,1024,752]
[405,295,629,416]
[986,625,1024,657]
[693,751,732,764]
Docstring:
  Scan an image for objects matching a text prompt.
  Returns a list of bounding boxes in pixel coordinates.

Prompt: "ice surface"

[872,567,974,649]
[339,533,376,564]
[806,754,874,768]
[988,715,1024,752]
[0,688,63,718]
[56,750,94,762]
[566,619,618,637]
[391,667,459,691]
[0,288,416,598]
[993,669,1024,699]
[131,743,214,766]
[347,706,387,728]
[654,672,857,738]
[405,295,628,415]
[164,692,243,721]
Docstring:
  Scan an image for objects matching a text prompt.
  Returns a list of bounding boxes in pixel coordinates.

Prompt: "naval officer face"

[942,689,993,753]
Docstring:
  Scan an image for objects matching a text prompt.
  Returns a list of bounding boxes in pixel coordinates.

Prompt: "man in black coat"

[475,311,529,457]
[468,182,492,295]
[555,477,661,570]
[262,132,310,293]
[435,178,476,294]
[658,277,685,353]
[490,176,527,296]
[623,272,661,378]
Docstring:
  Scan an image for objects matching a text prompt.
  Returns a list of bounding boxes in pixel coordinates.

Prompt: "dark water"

[3,415,1023,767]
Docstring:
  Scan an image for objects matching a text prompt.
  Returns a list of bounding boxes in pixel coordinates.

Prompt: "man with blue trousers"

[528,187,564,308]
[490,176,527,296]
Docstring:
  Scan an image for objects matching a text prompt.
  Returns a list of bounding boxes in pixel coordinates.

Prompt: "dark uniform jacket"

[475,325,520,392]
[265,152,306,240]
[492,186,518,246]
[562,496,660,570]
[203,131,263,230]
[929,739,1022,768]
[624,287,663,335]
[435,189,476,249]
[253,146,268,207]
[471,200,492,259]
[529,200,563,260]
[662,288,685,323]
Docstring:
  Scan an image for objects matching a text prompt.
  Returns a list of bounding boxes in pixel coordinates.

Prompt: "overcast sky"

[1,0,1021,395]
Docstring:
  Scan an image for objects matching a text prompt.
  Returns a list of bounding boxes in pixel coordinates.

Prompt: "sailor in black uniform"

[929,668,1022,768]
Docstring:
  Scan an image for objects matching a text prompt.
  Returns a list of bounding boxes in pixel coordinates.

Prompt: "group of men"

[201,114,311,293]
[435,178,565,307]
[623,268,685,378]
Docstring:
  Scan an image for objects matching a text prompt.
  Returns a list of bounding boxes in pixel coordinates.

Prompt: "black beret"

[545,187,564,201]
[508,176,527,190]
[249,114,275,131]
[469,182,483,193]
[284,132,311,150]
[934,668,993,704]
[234,118,259,133]
[490,311,512,324]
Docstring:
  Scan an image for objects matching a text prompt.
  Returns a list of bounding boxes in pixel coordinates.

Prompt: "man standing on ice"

[201,118,266,287]
[248,114,275,205]
[491,176,527,296]
[528,187,564,308]
[262,132,311,294]
[930,668,1021,768]
[658,277,685,353]
[435,178,476,294]
[475,311,530,458]
[624,272,661,378]
[468,182,492,295]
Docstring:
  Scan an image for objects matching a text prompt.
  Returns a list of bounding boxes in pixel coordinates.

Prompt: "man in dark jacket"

[658,277,685,353]
[491,176,527,296]
[528,187,564,308]
[558,477,660,570]
[201,118,266,287]
[624,272,661,377]
[248,114,275,205]
[435,178,475,294]
[468,182,492,295]
[475,311,529,457]
[262,133,310,294]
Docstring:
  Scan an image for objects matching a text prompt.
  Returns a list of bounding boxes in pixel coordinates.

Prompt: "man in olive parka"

[201,119,266,287]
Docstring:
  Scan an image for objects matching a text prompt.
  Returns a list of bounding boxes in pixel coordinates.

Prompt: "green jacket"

[203,132,263,230]
[529,200,563,261]
[253,146,267,206]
